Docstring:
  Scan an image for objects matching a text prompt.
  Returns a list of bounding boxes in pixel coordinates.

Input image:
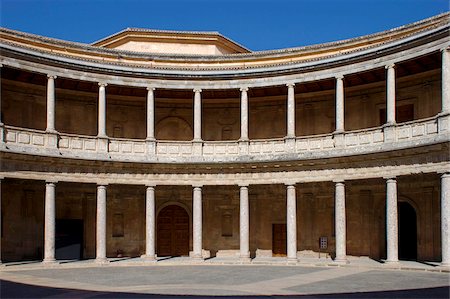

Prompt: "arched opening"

[398,201,417,260]
[157,205,189,257]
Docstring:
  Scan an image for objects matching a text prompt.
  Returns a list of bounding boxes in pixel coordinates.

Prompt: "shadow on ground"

[1,280,449,299]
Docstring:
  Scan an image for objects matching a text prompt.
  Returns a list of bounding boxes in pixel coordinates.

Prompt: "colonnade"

[16,49,444,143]
[1,174,449,266]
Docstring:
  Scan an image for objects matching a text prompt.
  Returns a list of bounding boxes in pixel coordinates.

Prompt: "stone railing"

[1,115,448,163]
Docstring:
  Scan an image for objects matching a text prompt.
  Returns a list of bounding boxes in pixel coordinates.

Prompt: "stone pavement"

[0,257,449,298]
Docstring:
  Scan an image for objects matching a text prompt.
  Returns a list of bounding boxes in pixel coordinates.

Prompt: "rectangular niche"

[221,212,233,237]
[112,213,124,237]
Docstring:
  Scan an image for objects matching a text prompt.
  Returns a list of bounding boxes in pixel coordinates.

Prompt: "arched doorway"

[157,205,189,257]
[398,202,417,260]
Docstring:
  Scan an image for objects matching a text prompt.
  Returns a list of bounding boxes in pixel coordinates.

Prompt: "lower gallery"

[0,13,449,267]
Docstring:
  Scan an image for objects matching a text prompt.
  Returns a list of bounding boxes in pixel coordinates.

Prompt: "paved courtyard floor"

[1,257,449,298]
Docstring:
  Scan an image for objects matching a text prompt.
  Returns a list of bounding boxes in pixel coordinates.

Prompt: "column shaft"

[0,179,3,264]
[386,65,396,125]
[98,83,107,138]
[335,182,347,262]
[96,185,107,262]
[386,178,398,263]
[287,185,297,261]
[240,87,249,141]
[193,186,203,259]
[46,75,56,132]
[239,186,250,260]
[145,186,156,259]
[442,49,450,114]
[441,173,450,266]
[335,76,344,132]
[286,84,296,138]
[193,89,202,141]
[43,182,56,263]
[147,88,155,140]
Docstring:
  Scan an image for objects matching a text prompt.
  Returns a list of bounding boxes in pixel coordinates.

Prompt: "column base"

[239,256,252,264]
[42,258,58,265]
[287,257,298,265]
[333,258,349,265]
[95,258,110,265]
[383,260,399,267]
[190,256,204,263]
[140,254,157,262]
[438,263,450,270]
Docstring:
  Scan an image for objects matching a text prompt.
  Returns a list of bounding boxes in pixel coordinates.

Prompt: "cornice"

[0,12,448,65]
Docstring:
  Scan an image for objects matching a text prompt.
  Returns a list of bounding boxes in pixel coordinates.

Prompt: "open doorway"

[398,202,417,260]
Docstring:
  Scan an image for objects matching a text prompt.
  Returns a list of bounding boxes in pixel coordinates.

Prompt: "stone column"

[334,181,347,263]
[239,185,250,261]
[192,186,203,259]
[46,75,57,133]
[98,83,107,138]
[441,173,450,267]
[146,87,155,141]
[43,181,56,263]
[442,49,449,114]
[142,185,156,260]
[0,64,2,126]
[0,178,3,264]
[386,178,399,263]
[96,185,108,263]
[286,84,296,138]
[335,76,345,133]
[386,64,396,125]
[286,184,297,262]
[240,87,249,141]
[193,89,202,141]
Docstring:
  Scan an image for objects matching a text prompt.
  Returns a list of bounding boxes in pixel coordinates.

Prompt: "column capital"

[285,183,297,188]
[193,88,202,93]
[192,184,203,189]
[333,179,345,184]
[45,180,58,185]
[335,75,344,80]
[146,87,155,92]
[240,87,249,92]
[385,64,396,70]
[98,82,108,87]
[145,184,156,188]
[286,83,295,88]
[97,184,108,189]
[239,184,249,188]
[384,176,397,182]
[47,74,57,80]
[440,173,450,178]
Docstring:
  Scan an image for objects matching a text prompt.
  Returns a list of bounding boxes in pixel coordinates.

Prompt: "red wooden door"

[272,223,287,256]
[157,205,189,256]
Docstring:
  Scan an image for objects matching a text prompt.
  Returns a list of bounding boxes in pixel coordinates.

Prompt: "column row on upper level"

[0,50,448,143]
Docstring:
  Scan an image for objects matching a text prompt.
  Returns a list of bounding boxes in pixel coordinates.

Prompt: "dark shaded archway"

[157,205,189,257]
[398,202,417,260]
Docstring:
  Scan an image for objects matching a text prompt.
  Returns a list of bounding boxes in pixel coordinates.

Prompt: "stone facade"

[0,13,449,266]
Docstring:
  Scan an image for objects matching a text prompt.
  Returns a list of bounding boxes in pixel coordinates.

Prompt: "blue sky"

[0,0,448,51]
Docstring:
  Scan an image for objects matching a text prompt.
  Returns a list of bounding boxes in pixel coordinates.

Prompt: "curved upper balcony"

[0,13,449,166]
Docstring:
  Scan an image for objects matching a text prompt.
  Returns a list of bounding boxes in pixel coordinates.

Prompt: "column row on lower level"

[1,174,448,266]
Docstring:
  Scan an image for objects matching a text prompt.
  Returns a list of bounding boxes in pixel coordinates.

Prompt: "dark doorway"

[272,223,287,256]
[157,205,189,257]
[55,219,83,260]
[398,202,417,260]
